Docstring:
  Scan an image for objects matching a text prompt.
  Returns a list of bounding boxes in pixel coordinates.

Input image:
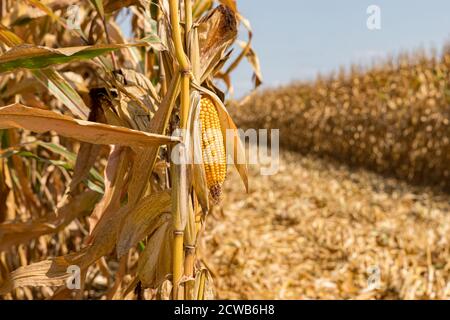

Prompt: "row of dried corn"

[232,49,450,189]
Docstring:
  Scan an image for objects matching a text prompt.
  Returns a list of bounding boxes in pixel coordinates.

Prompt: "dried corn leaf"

[187,91,209,212]
[116,190,171,258]
[127,73,181,205]
[0,43,147,73]
[0,103,179,148]
[0,190,100,250]
[218,0,237,12]
[193,268,215,300]
[69,143,102,192]
[118,68,160,104]
[24,0,60,22]
[183,199,197,247]
[137,219,173,289]
[157,279,173,300]
[193,0,213,19]
[90,0,105,19]
[0,249,87,294]
[37,141,103,185]
[221,13,262,90]
[237,40,262,88]
[33,68,90,119]
[88,146,129,234]
[0,25,90,119]
[104,0,140,13]
[197,5,237,81]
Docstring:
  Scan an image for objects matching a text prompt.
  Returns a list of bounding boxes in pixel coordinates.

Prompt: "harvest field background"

[207,50,450,298]
[1,0,450,300]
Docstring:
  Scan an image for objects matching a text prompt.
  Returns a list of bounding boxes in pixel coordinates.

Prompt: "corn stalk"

[0,0,260,300]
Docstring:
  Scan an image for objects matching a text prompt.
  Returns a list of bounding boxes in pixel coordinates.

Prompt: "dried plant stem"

[169,0,191,127]
[183,246,195,299]
[169,0,190,71]
[172,231,184,299]
[170,157,187,299]
[181,0,193,128]
[98,13,118,71]
[182,0,194,300]
[169,0,192,300]
[180,74,190,127]
[197,270,206,300]
[184,0,192,36]
[192,0,210,18]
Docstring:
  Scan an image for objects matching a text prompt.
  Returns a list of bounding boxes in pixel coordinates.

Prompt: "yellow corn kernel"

[199,96,227,203]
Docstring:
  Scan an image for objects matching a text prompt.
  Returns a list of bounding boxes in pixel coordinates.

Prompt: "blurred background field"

[199,2,450,299]
[1,0,450,300]
[204,48,450,299]
[232,49,450,189]
[205,147,450,299]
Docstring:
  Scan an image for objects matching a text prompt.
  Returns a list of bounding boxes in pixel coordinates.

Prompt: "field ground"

[204,146,450,299]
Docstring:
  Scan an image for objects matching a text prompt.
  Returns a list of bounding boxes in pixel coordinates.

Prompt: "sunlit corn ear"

[197,4,238,82]
[193,83,249,192]
[199,95,227,204]
[186,91,210,212]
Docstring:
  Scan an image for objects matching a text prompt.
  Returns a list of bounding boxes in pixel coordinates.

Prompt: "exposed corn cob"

[199,96,227,203]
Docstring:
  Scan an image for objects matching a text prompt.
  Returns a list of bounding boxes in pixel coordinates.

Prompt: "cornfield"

[212,47,450,299]
[233,48,450,190]
[204,146,450,299]
[1,0,449,302]
[0,0,260,300]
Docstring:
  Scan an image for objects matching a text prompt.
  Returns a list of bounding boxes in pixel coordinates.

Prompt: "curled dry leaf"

[0,249,88,294]
[197,5,238,81]
[127,73,181,206]
[116,190,172,258]
[157,279,173,300]
[104,0,141,14]
[237,40,263,88]
[218,0,237,13]
[69,91,108,192]
[0,103,179,148]
[69,142,102,193]
[193,268,215,300]
[137,217,173,289]
[87,146,129,234]
[218,12,263,92]
[118,68,161,104]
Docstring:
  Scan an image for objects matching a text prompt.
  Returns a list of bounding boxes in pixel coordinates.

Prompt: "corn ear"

[199,96,227,203]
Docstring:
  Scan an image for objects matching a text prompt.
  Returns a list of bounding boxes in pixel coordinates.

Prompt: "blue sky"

[230,0,450,97]
[120,1,450,97]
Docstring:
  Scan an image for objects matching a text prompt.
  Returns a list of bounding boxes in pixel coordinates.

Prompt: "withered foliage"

[233,49,450,189]
[0,0,259,300]
[206,146,450,299]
